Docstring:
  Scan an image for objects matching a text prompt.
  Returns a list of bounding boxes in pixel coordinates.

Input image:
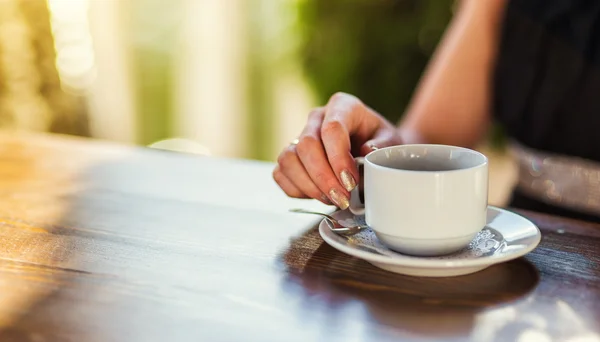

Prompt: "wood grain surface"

[0,132,597,342]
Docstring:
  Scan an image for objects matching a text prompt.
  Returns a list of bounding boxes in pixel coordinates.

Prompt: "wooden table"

[0,132,597,342]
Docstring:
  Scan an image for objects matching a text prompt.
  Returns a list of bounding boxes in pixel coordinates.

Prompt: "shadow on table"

[278,225,540,339]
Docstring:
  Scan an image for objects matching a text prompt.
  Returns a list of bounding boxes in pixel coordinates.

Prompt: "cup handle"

[348,157,365,215]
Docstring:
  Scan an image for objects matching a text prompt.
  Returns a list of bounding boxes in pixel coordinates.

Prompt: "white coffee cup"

[349,144,488,256]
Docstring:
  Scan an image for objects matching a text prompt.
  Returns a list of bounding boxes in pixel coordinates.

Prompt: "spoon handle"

[290,208,367,236]
[288,208,336,221]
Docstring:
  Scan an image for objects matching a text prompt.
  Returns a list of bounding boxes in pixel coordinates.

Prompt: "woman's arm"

[399,0,507,148]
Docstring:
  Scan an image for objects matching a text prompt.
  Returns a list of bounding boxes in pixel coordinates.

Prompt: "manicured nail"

[340,170,357,191]
[329,188,349,210]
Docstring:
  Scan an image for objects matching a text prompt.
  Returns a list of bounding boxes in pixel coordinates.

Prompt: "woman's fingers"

[360,126,404,155]
[272,165,306,199]
[274,92,400,209]
[295,108,351,209]
[276,145,331,205]
[321,92,380,192]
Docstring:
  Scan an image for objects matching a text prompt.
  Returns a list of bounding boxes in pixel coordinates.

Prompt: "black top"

[493,0,600,222]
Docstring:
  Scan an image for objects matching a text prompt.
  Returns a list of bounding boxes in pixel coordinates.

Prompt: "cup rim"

[364,144,488,174]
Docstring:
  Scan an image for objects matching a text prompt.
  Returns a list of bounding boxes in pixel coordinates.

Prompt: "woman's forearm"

[394,0,506,149]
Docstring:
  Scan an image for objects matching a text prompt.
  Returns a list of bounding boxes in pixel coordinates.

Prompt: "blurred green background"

[0,0,474,162]
[298,0,453,124]
[0,0,514,209]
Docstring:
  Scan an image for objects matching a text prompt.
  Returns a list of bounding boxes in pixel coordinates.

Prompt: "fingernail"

[340,170,357,191]
[321,194,333,205]
[329,188,349,210]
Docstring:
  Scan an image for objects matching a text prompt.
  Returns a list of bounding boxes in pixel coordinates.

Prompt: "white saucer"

[318,206,541,277]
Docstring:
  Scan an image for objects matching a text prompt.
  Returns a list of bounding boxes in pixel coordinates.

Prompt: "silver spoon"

[289,208,368,236]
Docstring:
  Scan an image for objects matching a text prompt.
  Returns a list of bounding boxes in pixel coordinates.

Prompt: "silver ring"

[289,138,300,146]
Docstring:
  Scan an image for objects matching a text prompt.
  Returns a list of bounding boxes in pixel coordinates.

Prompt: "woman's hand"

[273,92,403,208]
